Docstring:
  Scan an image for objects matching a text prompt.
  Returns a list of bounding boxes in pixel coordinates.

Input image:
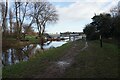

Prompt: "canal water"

[2,36,82,66]
[2,41,67,66]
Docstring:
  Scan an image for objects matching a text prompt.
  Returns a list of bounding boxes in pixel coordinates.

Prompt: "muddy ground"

[34,40,88,78]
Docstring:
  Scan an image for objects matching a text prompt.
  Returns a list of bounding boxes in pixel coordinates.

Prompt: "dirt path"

[35,40,88,78]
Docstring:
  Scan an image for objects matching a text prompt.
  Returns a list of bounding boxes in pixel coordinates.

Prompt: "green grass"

[0,67,2,78]
[3,40,119,78]
[3,35,39,44]
[25,35,39,43]
[64,40,119,78]
[3,35,40,49]
[2,42,72,78]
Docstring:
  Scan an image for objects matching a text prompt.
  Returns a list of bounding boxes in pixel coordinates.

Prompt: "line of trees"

[0,0,58,40]
[83,2,120,41]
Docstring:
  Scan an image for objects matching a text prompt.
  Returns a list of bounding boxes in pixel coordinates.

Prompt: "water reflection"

[2,41,67,66]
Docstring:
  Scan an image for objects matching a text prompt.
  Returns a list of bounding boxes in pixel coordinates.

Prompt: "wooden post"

[73,36,75,41]
[69,35,71,41]
[100,35,102,48]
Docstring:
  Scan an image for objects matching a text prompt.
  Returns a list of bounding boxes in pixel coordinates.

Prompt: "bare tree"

[14,1,28,39]
[1,0,58,42]
[9,8,13,34]
[110,6,118,17]
[25,2,36,31]
[22,24,35,39]
[0,0,8,36]
[30,1,58,50]
[110,1,120,17]
[33,2,58,37]
[23,24,34,35]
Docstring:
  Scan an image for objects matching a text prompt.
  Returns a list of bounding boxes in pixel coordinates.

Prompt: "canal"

[2,40,67,66]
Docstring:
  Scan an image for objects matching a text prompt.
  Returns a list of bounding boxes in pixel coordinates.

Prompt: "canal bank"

[2,40,119,78]
[2,39,85,78]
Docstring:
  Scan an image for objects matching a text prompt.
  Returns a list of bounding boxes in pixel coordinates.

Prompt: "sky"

[44,0,119,33]
[1,0,119,34]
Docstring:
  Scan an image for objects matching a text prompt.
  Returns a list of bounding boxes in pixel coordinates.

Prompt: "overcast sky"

[4,0,120,33]
[44,0,119,33]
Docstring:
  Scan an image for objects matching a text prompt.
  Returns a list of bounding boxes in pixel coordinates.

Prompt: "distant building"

[49,33,60,39]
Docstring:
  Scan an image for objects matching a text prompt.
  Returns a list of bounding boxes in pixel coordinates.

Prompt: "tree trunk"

[2,0,8,37]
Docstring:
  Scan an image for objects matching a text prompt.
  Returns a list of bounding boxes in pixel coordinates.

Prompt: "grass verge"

[2,41,73,78]
[64,40,119,78]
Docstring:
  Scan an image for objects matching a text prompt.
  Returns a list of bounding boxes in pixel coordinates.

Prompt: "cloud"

[48,0,118,2]
[56,1,105,25]
[47,0,119,33]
